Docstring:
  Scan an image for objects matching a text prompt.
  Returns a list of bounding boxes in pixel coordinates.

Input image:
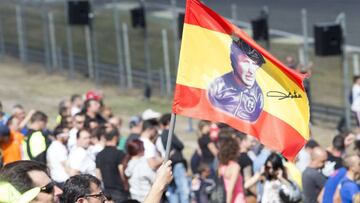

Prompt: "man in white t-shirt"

[68,129,96,176]
[140,120,163,170]
[47,127,70,184]
[67,113,85,151]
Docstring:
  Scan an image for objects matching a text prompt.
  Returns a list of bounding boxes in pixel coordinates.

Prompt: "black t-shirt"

[326,151,343,170]
[237,152,253,177]
[198,134,215,164]
[96,146,126,191]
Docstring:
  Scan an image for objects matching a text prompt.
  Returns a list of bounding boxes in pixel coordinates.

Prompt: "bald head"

[310,147,327,169]
[344,155,360,172]
[311,147,327,160]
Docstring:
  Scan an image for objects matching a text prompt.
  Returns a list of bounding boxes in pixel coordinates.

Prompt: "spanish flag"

[172,0,310,160]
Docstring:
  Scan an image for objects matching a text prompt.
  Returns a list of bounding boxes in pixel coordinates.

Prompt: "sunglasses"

[78,192,108,203]
[40,181,55,194]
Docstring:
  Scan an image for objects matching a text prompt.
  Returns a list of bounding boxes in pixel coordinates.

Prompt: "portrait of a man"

[208,38,266,122]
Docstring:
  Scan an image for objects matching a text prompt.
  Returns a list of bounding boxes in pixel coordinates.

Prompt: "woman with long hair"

[261,153,301,203]
[123,139,156,202]
[218,136,246,203]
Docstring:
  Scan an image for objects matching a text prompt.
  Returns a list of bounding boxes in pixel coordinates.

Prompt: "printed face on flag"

[207,39,265,122]
[235,55,259,87]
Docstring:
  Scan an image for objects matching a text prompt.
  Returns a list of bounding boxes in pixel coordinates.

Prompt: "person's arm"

[69,168,80,176]
[276,169,292,187]
[19,109,36,129]
[118,164,126,184]
[207,142,218,157]
[226,163,240,203]
[147,157,164,170]
[171,135,184,151]
[317,188,324,203]
[95,168,102,181]
[143,161,173,203]
[333,186,341,203]
[244,170,262,190]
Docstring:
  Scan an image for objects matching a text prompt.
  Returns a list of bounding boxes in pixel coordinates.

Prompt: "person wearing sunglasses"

[0,160,63,203]
[61,174,108,203]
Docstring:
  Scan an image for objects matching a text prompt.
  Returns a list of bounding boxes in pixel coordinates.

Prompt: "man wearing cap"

[124,115,143,151]
[208,38,265,122]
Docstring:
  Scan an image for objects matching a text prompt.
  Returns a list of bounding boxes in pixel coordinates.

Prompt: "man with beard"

[47,126,71,186]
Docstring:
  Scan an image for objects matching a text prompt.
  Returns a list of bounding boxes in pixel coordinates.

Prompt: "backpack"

[210,175,226,203]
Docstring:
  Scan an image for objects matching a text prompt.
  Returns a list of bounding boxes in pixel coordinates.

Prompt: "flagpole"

[164,113,177,162]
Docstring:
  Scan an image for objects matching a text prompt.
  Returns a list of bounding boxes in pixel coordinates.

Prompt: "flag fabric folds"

[172,0,310,160]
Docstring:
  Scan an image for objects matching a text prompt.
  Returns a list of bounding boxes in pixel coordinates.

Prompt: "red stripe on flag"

[173,84,306,160]
[184,0,307,91]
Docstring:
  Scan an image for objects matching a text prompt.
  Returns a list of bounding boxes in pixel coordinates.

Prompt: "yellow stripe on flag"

[177,24,309,139]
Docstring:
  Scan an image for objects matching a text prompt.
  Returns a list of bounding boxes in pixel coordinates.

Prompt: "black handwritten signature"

[266,91,302,100]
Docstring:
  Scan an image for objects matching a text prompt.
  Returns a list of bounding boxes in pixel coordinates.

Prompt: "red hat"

[86,90,102,101]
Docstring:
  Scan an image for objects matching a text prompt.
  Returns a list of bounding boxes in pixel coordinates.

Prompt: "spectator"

[124,139,156,202]
[157,113,189,203]
[11,104,34,134]
[140,119,163,169]
[68,129,96,176]
[88,126,105,160]
[70,94,83,116]
[197,120,218,176]
[218,136,246,203]
[95,127,128,202]
[236,132,259,202]
[0,117,24,165]
[56,100,71,125]
[351,76,360,126]
[320,166,347,203]
[83,99,106,127]
[0,124,10,166]
[24,111,50,164]
[0,160,63,202]
[296,139,320,172]
[108,115,126,151]
[261,153,301,203]
[46,126,70,185]
[101,106,113,120]
[340,155,360,203]
[326,135,345,172]
[125,116,143,149]
[302,147,327,203]
[67,112,85,151]
[0,101,9,125]
[191,163,215,203]
[61,174,107,203]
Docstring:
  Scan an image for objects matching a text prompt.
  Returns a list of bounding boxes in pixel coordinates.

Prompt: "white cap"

[142,109,161,120]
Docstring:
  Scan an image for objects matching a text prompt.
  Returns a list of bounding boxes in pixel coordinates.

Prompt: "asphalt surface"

[149,0,360,47]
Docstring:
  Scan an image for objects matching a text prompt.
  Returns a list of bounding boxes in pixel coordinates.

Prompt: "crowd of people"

[0,90,359,203]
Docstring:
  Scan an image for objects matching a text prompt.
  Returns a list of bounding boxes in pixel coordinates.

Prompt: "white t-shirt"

[352,84,360,112]
[140,137,157,159]
[68,147,96,176]
[67,128,78,151]
[71,106,81,116]
[88,144,104,161]
[47,141,69,183]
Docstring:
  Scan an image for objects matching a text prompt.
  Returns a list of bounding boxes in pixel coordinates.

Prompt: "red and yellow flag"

[172,0,310,160]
